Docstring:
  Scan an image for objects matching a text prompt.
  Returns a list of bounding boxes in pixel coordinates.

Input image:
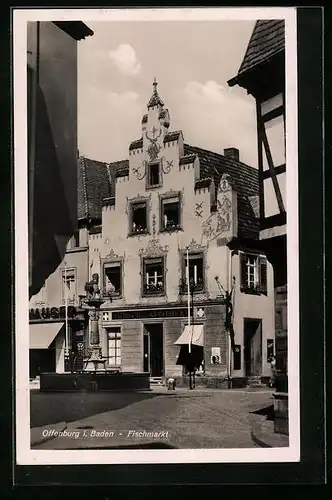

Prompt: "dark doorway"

[143,323,164,377]
[29,348,56,378]
[244,318,262,376]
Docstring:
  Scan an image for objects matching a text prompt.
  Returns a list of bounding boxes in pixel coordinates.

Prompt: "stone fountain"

[38,273,150,392]
[82,273,108,371]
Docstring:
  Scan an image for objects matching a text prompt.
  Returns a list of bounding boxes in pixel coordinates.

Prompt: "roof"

[147,79,164,108]
[78,157,129,221]
[228,20,285,87]
[78,144,260,239]
[184,144,260,239]
[53,21,94,41]
[164,131,182,143]
[129,138,143,151]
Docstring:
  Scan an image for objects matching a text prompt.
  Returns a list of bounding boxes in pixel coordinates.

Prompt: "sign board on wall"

[211,347,221,364]
[112,307,194,320]
[29,306,77,321]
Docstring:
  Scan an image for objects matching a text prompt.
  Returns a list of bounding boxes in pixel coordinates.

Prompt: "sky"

[77,20,257,167]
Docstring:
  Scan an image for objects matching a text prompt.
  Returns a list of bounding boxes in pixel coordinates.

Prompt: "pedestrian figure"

[269,355,276,387]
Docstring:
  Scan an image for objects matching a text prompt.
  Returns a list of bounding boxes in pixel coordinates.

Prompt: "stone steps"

[150,377,164,386]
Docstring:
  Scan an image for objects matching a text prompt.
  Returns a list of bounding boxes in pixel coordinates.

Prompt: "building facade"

[228,20,287,373]
[86,81,275,385]
[27,21,93,299]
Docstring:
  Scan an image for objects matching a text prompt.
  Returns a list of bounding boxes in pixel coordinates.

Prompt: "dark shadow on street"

[250,404,274,421]
[30,390,160,428]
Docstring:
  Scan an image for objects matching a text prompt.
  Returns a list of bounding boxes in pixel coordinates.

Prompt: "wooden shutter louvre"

[259,255,268,295]
[239,252,247,292]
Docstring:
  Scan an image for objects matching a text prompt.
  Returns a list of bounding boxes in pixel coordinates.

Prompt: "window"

[107,327,121,366]
[103,262,122,297]
[130,201,148,234]
[143,257,165,295]
[161,195,181,231]
[62,269,76,304]
[180,253,204,293]
[240,252,267,295]
[73,230,80,248]
[148,163,160,187]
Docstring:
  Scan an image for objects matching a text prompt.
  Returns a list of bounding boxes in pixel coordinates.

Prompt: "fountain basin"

[39,371,150,392]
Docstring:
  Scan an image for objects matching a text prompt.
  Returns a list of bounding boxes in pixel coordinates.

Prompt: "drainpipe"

[227,247,233,388]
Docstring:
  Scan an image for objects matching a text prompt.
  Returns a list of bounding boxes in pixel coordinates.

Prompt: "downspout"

[228,246,233,387]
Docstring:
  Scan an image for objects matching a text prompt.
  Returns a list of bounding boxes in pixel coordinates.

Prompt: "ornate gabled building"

[228,20,287,373]
[85,80,276,386]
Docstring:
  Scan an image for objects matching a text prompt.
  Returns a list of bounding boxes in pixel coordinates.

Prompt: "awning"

[174,325,204,347]
[30,322,64,349]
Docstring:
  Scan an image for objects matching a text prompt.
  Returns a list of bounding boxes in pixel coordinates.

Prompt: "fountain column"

[82,273,108,371]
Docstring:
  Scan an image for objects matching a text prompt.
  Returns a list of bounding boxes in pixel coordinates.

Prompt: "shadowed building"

[28,21,93,300]
[28,21,93,377]
[228,20,287,374]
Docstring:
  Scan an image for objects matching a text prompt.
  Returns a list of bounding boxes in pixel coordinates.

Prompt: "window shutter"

[239,252,247,291]
[259,255,268,295]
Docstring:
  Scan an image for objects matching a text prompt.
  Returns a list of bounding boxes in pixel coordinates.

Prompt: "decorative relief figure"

[139,238,169,257]
[202,194,232,241]
[145,126,162,161]
[162,159,173,174]
[218,173,232,193]
[132,164,146,180]
[152,213,157,236]
[105,249,120,260]
[195,201,203,218]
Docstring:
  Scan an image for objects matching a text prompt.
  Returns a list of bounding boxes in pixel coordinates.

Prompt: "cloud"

[78,86,142,162]
[173,80,257,167]
[108,44,141,75]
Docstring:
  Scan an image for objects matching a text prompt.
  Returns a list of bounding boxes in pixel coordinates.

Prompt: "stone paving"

[31,387,277,450]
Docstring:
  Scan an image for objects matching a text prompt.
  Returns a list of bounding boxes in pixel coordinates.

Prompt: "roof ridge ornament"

[147,77,164,108]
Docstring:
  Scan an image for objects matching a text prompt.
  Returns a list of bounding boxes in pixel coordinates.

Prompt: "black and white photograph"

[14,7,300,465]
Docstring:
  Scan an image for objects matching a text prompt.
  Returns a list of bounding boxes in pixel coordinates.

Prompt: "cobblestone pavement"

[31,387,274,449]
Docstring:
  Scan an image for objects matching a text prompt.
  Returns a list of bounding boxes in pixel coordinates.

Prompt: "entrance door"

[143,323,164,377]
[244,319,262,376]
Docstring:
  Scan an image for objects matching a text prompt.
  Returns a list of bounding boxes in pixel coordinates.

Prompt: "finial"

[153,77,158,89]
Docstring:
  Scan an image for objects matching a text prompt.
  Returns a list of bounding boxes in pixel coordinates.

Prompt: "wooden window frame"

[61,267,77,305]
[146,159,163,190]
[107,326,122,367]
[141,255,166,297]
[239,251,267,296]
[159,191,182,233]
[128,199,149,236]
[179,250,206,295]
[102,259,123,299]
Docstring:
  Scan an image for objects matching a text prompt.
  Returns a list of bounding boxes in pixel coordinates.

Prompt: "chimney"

[224,147,239,162]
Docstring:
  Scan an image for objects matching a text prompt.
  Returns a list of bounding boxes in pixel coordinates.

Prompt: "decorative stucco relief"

[195,201,203,218]
[139,238,169,257]
[202,194,232,241]
[145,126,162,161]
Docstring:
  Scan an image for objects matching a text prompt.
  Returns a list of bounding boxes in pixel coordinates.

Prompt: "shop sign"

[112,307,193,320]
[29,306,77,321]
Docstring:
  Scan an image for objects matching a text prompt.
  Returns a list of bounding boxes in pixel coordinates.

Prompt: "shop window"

[107,327,121,366]
[130,201,148,235]
[147,162,161,188]
[143,257,165,295]
[161,195,181,231]
[62,268,76,304]
[240,252,267,295]
[180,252,204,293]
[103,262,122,297]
